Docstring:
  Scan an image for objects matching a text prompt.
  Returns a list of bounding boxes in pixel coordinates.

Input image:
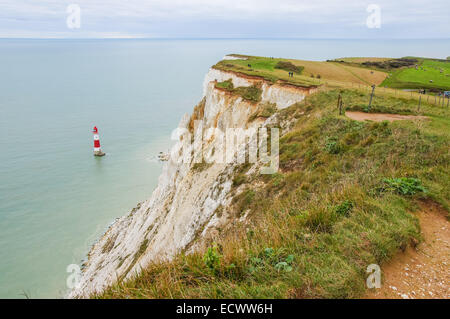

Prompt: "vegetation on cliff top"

[214,79,262,103]
[213,55,388,87]
[381,58,450,91]
[95,82,449,299]
[331,56,450,91]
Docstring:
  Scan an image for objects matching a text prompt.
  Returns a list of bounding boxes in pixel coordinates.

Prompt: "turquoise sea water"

[1,39,449,298]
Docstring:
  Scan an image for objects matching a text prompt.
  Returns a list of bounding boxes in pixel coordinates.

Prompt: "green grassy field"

[213,55,319,87]
[381,59,450,91]
[96,87,449,299]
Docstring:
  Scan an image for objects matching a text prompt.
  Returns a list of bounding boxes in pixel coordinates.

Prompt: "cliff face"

[69,66,317,298]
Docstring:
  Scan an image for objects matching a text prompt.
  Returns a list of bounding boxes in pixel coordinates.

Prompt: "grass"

[381,58,450,91]
[215,79,262,103]
[249,102,277,122]
[215,55,389,88]
[95,87,449,299]
[291,59,388,85]
[213,56,319,87]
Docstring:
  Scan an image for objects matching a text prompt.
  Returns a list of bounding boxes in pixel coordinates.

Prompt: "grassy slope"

[330,57,450,91]
[288,59,387,85]
[382,59,450,91]
[97,87,449,299]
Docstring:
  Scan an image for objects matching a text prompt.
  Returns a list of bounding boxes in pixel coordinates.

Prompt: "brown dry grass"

[287,59,388,85]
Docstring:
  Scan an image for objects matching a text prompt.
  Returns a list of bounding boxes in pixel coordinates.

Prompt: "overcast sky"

[1,0,449,38]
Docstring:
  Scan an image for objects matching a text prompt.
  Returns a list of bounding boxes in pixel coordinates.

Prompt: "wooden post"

[418,95,421,112]
[368,85,376,112]
[337,93,342,115]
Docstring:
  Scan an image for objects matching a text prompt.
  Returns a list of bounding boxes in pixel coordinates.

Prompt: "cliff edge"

[69,58,317,298]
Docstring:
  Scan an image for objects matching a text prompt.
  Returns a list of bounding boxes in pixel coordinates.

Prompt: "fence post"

[418,95,421,112]
[337,93,342,115]
[368,85,376,112]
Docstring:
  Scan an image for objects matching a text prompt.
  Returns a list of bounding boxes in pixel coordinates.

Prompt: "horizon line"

[1,37,450,41]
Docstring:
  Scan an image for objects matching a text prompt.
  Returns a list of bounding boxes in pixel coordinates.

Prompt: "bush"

[325,137,341,154]
[382,178,427,195]
[215,79,234,90]
[234,85,262,102]
[203,245,221,273]
[233,173,247,187]
[274,61,304,74]
[249,103,277,121]
[334,200,354,217]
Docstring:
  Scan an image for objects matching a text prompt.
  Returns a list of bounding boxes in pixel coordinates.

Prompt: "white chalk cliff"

[69,65,317,298]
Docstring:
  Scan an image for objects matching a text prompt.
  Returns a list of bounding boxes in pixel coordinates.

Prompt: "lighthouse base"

[94,151,106,157]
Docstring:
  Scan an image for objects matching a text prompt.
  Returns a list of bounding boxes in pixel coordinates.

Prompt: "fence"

[310,77,450,107]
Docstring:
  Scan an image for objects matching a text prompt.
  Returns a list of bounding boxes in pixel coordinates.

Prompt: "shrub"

[234,85,262,102]
[382,178,427,195]
[275,254,294,272]
[233,173,247,187]
[274,61,304,74]
[215,79,234,90]
[334,200,354,217]
[192,162,212,172]
[203,245,221,273]
[325,137,341,154]
[249,103,277,121]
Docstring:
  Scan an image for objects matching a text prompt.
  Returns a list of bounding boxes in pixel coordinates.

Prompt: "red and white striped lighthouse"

[92,126,105,156]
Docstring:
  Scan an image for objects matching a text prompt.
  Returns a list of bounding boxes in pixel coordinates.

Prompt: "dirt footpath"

[346,111,428,122]
[366,201,449,299]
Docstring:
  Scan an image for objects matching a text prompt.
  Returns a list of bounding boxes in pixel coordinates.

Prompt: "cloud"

[0,0,448,38]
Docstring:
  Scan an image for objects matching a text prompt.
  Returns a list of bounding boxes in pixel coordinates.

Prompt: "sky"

[0,0,449,39]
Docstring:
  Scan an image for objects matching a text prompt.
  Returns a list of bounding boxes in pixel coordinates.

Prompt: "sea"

[0,38,449,298]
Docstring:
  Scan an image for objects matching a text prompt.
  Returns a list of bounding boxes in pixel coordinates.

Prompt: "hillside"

[382,58,450,91]
[330,56,450,91]
[77,55,450,299]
